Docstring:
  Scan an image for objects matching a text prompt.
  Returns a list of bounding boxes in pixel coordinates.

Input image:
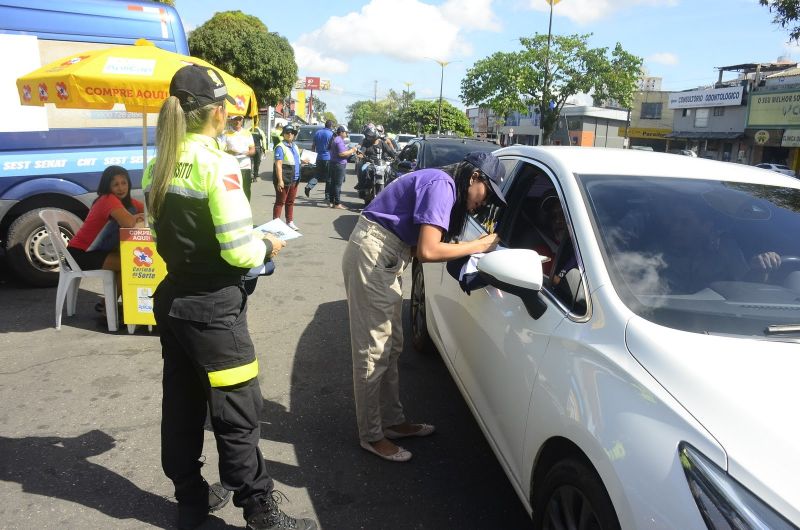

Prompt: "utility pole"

[374,80,377,103]
[404,81,413,109]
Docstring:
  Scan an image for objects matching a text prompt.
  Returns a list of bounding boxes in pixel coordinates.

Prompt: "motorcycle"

[356,148,394,206]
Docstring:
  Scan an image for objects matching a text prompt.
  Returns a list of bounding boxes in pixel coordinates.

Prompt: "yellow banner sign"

[620,127,671,139]
[748,90,800,128]
[120,228,166,327]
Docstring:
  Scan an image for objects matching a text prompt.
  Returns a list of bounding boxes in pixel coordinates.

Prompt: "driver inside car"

[616,202,781,294]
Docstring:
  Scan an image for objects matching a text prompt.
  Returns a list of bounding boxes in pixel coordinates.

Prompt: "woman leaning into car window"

[342,151,506,463]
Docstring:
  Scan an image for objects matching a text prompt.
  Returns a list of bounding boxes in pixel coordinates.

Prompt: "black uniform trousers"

[153,277,273,520]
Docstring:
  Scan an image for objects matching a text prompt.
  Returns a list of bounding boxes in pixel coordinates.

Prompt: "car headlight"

[680,443,797,530]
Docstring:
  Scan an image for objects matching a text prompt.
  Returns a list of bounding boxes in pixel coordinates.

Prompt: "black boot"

[177,481,232,530]
[246,491,317,530]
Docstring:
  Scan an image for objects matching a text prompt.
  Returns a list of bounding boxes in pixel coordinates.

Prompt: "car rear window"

[427,141,496,168]
[296,127,321,142]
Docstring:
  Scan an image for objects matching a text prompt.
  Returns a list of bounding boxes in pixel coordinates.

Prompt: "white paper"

[300,149,317,165]
[255,218,302,241]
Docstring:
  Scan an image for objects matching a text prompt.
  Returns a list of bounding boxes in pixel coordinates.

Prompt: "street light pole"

[404,81,413,110]
[435,60,449,134]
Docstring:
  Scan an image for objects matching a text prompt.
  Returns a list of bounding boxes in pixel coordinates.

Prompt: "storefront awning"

[665,131,744,140]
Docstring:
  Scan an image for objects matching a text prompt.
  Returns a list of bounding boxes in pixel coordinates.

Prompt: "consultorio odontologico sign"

[668,86,744,109]
[747,89,800,128]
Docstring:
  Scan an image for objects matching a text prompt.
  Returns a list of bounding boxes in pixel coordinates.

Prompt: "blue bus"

[0,0,188,285]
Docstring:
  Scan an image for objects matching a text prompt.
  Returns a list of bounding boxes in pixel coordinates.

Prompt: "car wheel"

[5,208,82,287]
[532,458,619,530]
[410,259,435,354]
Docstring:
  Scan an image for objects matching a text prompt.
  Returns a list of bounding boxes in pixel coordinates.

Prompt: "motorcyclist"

[355,123,396,191]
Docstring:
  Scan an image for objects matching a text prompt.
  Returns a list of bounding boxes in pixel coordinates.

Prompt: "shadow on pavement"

[259,300,532,529]
[331,214,358,242]
[0,429,226,529]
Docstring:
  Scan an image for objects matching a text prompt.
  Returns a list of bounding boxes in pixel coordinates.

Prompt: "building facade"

[626,90,673,151]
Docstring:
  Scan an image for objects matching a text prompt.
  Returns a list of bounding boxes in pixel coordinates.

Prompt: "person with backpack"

[304,120,334,199]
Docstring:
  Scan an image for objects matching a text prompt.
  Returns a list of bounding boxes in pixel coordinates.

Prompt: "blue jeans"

[326,163,346,205]
[306,159,330,191]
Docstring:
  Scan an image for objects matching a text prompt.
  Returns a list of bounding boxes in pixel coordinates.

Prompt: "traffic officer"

[143,64,316,530]
[272,124,302,230]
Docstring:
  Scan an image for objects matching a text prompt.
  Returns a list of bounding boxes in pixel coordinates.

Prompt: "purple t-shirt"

[332,136,349,166]
[363,168,456,246]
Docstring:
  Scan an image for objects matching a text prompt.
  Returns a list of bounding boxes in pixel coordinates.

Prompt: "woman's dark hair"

[96,165,133,208]
[442,160,481,242]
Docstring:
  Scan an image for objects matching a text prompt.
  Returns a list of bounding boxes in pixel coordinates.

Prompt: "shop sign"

[782,129,800,147]
[668,86,744,109]
[747,89,800,128]
[623,127,671,139]
[755,130,770,144]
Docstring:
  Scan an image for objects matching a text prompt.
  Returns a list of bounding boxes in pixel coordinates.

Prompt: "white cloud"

[647,52,678,66]
[292,0,501,74]
[525,0,677,25]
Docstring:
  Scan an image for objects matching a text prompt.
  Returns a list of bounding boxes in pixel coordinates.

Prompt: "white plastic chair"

[38,210,118,332]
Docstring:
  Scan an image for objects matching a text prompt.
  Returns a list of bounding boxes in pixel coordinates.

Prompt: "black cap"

[463,151,506,205]
[335,125,347,134]
[169,64,236,113]
[282,124,297,134]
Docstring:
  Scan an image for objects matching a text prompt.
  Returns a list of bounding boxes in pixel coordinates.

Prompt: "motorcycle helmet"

[363,123,378,142]
[376,124,385,136]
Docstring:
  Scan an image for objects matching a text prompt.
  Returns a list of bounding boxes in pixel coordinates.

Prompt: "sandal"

[359,440,412,462]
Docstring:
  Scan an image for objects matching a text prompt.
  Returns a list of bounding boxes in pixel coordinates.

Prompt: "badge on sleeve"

[222,173,241,191]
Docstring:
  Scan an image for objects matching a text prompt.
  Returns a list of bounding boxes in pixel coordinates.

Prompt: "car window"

[295,127,320,142]
[777,165,791,170]
[581,175,800,337]
[756,164,769,169]
[397,134,415,143]
[469,160,586,316]
[349,134,364,144]
[427,141,496,168]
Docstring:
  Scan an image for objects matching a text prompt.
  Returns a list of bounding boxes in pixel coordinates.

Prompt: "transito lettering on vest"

[174,162,193,180]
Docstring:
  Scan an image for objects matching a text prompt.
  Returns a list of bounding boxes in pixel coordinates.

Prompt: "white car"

[755,162,796,177]
[395,133,416,151]
[411,146,800,529]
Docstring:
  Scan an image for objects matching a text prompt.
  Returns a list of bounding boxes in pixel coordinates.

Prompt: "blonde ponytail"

[148,97,219,219]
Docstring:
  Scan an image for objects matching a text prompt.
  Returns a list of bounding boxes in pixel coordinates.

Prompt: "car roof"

[495,146,800,187]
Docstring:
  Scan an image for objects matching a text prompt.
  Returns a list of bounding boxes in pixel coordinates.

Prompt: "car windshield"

[580,175,800,337]
[349,134,364,144]
[397,134,415,143]
[295,127,319,142]
[427,141,496,168]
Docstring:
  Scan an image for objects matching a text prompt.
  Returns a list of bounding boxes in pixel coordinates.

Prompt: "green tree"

[392,100,472,136]
[151,0,175,5]
[311,95,327,114]
[346,100,390,133]
[321,111,337,125]
[760,0,800,40]
[188,11,297,108]
[461,33,642,143]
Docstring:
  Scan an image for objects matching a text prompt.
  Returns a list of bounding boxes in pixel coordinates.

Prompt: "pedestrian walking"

[304,120,334,198]
[251,122,268,182]
[341,151,506,462]
[327,125,356,209]
[273,124,302,230]
[142,64,316,530]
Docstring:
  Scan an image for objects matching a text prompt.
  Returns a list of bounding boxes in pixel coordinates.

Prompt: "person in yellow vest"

[224,115,255,200]
[272,124,302,231]
[142,64,316,530]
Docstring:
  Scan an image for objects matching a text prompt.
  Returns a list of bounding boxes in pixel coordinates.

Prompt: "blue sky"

[178,0,799,123]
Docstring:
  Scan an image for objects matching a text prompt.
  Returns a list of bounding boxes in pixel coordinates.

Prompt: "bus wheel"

[6,208,82,287]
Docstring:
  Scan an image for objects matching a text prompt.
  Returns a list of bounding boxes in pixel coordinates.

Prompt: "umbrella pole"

[142,108,148,224]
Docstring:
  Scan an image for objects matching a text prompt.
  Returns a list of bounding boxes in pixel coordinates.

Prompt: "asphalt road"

[0,160,532,529]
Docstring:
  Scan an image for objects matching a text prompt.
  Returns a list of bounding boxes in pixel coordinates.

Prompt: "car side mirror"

[477,249,547,319]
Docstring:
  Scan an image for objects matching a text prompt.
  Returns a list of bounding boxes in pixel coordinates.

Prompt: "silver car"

[412,146,800,529]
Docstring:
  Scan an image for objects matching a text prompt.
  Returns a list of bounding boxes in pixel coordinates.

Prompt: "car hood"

[625,316,800,525]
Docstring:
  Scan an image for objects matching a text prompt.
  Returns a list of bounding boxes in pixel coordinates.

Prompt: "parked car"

[395,133,416,150]
[755,162,796,177]
[389,136,497,182]
[412,146,800,529]
[294,124,323,179]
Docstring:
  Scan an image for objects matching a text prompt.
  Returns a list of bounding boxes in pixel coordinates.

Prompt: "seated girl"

[67,165,145,273]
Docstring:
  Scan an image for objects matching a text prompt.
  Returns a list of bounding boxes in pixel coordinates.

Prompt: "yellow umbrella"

[16,38,257,117]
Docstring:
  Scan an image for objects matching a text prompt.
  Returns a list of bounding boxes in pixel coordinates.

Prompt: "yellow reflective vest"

[142,133,267,280]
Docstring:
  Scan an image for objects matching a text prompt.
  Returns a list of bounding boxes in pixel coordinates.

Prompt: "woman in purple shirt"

[341,151,506,462]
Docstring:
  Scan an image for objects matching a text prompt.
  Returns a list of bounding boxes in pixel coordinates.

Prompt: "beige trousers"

[342,216,411,442]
